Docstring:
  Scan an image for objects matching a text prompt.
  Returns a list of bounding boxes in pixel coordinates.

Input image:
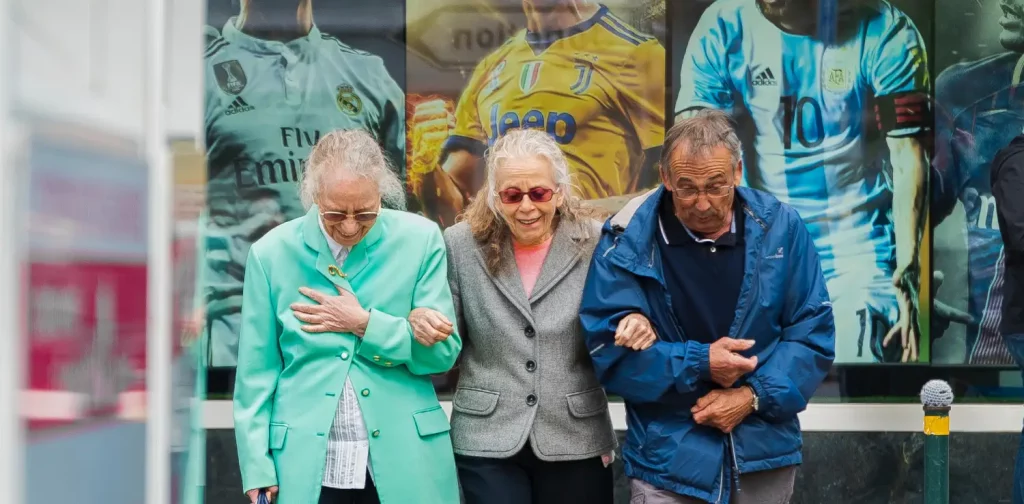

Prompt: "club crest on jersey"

[570,54,597,95]
[214,60,247,95]
[520,61,543,93]
[824,67,853,93]
[336,84,363,116]
[482,60,507,98]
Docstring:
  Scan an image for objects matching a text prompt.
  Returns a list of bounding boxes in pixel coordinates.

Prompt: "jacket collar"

[528,217,598,302]
[475,217,597,322]
[302,205,385,288]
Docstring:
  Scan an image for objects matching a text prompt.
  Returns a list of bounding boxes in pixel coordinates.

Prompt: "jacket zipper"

[653,238,725,503]
[718,205,768,501]
[714,462,725,504]
[730,206,766,338]
[729,432,741,493]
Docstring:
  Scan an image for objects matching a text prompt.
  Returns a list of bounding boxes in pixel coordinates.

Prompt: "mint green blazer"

[233,206,462,504]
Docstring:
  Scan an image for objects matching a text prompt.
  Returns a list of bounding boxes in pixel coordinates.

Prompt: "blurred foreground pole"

[145,0,171,502]
[921,379,953,504]
[0,0,27,501]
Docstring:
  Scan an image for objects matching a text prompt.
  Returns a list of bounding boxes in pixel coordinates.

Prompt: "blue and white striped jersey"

[675,0,930,284]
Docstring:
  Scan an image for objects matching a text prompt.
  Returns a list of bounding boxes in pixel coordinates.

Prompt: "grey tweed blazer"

[443,218,617,462]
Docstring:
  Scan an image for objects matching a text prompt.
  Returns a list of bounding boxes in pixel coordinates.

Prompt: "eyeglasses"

[496,186,558,205]
[320,206,381,223]
[673,184,734,202]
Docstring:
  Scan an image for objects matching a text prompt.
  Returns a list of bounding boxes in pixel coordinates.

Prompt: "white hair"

[663,109,743,172]
[298,129,406,211]
[483,129,573,216]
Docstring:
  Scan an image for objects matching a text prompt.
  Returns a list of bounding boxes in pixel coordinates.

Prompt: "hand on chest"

[277,264,411,344]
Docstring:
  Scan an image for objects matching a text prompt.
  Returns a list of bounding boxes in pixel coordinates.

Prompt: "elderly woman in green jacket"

[233,129,462,504]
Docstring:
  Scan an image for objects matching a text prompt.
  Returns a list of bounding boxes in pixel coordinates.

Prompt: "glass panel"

[171,139,208,503]
[22,128,150,503]
[203,0,1024,405]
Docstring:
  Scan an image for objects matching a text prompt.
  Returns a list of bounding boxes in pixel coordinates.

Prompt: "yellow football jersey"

[446,6,665,200]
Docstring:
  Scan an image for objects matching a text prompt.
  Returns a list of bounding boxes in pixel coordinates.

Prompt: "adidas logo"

[752,68,777,86]
[225,97,255,116]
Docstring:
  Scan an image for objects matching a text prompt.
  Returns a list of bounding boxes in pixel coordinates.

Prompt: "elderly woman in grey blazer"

[410,129,656,503]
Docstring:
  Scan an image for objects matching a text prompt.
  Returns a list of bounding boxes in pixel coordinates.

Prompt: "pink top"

[513,236,553,297]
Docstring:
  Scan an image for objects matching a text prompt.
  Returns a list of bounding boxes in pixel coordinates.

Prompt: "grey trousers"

[629,466,797,504]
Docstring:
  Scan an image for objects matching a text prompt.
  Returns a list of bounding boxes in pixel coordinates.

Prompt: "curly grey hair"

[298,129,406,210]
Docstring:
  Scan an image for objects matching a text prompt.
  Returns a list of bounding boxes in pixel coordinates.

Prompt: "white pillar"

[0,0,26,500]
[145,0,172,501]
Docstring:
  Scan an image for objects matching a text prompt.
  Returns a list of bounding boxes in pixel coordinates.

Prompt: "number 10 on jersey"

[780,95,824,150]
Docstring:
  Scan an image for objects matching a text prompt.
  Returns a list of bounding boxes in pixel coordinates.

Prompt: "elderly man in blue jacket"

[580,109,835,504]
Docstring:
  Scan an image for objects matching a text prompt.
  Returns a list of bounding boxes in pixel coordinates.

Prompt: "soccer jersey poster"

[930,0,1020,365]
[202,0,407,367]
[406,0,667,228]
[671,0,934,364]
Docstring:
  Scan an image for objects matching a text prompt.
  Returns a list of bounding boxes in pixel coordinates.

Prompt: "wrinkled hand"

[931,270,974,340]
[290,286,370,336]
[884,267,921,362]
[692,387,754,433]
[409,307,454,347]
[246,486,278,504]
[709,337,758,387]
[615,313,657,350]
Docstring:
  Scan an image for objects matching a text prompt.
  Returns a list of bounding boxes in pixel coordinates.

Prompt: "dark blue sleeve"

[745,209,835,422]
[993,147,1024,253]
[580,232,711,404]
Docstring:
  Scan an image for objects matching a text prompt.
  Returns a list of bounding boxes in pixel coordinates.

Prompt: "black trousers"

[317,475,380,504]
[456,442,614,504]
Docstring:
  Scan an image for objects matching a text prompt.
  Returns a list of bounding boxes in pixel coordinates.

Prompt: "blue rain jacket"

[580,186,835,503]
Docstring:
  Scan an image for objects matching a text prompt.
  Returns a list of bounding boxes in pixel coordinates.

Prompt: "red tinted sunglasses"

[497,187,557,205]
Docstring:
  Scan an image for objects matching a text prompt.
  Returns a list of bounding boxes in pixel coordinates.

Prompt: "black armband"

[874,92,932,136]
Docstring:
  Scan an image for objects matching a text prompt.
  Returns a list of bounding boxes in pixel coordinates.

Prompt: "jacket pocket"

[566,387,609,419]
[452,387,500,416]
[412,406,451,437]
[269,423,288,450]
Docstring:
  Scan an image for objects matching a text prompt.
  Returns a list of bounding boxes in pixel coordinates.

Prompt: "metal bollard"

[920,379,954,504]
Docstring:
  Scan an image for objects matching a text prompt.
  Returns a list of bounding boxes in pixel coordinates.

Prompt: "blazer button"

[340,352,349,360]
[371,430,380,438]
[525,360,536,372]
[361,389,370,397]
[526,394,537,406]
[524,326,535,338]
